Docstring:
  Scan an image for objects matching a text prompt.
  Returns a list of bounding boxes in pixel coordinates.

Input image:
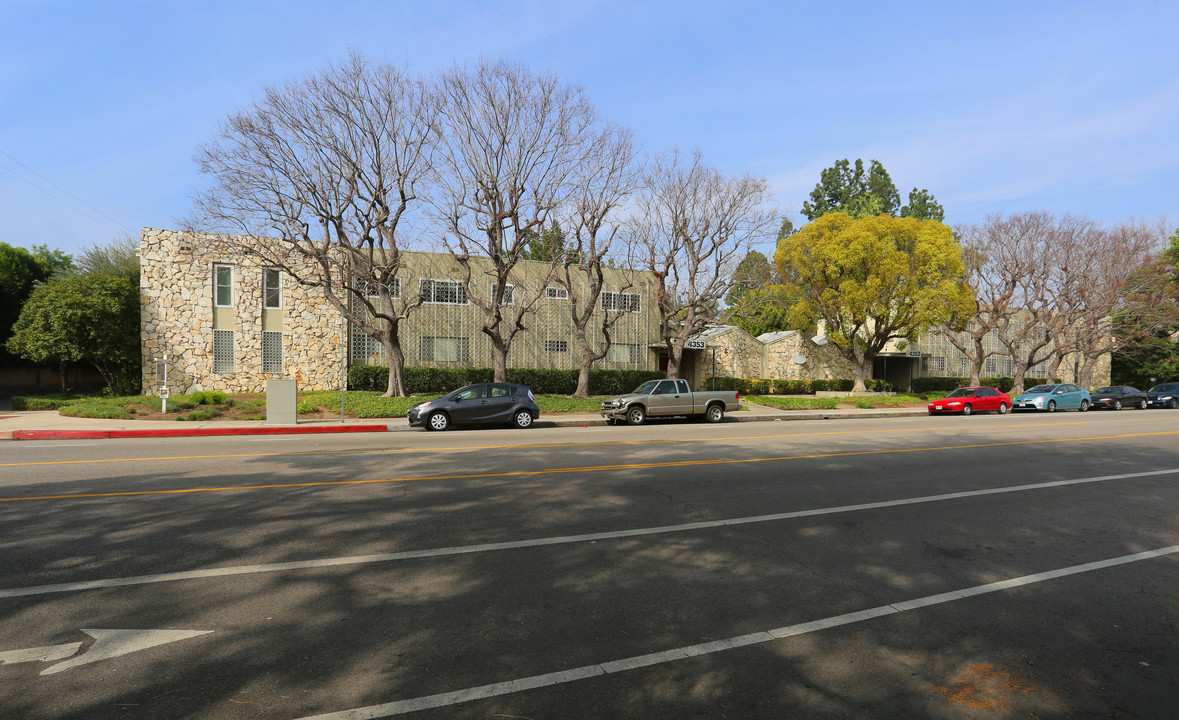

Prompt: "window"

[921,356,946,373]
[546,286,568,300]
[985,357,997,374]
[360,277,401,306]
[499,284,516,306]
[214,265,233,307]
[421,336,470,363]
[544,340,568,353]
[352,330,383,362]
[454,385,486,400]
[262,331,283,373]
[601,291,641,313]
[421,279,467,305]
[263,269,282,309]
[213,330,234,372]
[607,343,639,364]
[490,384,516,398]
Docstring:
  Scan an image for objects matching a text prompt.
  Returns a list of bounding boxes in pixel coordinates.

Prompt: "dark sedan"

[1089,385,1148,410]
[1147,382,1179,409]
[407,383,539,430]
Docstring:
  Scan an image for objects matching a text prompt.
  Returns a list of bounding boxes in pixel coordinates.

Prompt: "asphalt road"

[1,411,1177,719]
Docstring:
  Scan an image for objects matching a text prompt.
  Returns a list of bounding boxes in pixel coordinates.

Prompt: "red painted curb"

[12,425,391,441]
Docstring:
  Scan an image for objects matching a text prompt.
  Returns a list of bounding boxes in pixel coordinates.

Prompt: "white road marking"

[1,467,1175,600]
[0,629,212,675]
[0,641,82,664]
[296,545,1179,719]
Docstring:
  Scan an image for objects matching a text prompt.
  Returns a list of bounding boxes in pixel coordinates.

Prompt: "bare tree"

[191,54,437,396]
[551,124,641,397]
[938,221,1014,385]
[981,212,1068,394]
[631,150,776,379]
[1067,220,1174,386]
[431,60,606,382]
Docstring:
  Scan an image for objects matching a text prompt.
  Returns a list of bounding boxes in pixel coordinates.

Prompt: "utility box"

[266,379,298,425]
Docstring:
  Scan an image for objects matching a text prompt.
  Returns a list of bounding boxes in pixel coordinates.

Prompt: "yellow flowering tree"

[776,213,974,391]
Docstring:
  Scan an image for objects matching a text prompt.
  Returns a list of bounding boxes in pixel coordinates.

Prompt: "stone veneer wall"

[140,228,343,394]
[763,334,857,381]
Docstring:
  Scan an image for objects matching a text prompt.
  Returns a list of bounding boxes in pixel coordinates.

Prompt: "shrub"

[505,368,577,395]
[177,408,220,421]
[856,399,876,409]
[187,390,228,405]
[296,401,316,414]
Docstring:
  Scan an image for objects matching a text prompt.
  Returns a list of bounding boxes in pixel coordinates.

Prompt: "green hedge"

[347,365,664,396]
[911,376,1049,394]
[708,377,890,394]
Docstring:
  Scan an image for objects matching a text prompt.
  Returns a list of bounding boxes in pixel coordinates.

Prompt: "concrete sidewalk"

[0,402,928,441]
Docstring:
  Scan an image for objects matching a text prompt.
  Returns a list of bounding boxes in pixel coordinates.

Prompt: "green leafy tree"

[776,213,974,391]
[29,244,75,277]
[724,250,773,307]
[729,286,794,337]
[801,158,944,221]
[900,188,945,221]
[6,273,140,394]
[0,242,52,364]
[521,220,568,262]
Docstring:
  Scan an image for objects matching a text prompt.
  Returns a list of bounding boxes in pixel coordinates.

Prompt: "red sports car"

[927,386,1012,416]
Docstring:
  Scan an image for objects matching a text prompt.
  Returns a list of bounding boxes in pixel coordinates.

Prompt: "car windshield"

[1150,384,1179,393]
[1096,387,1117,394]
[1025,385,1054,394]
[632,380,660,394]
[945,388,976,398]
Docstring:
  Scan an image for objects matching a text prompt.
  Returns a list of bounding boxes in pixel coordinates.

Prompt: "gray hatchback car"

[407,382,539,431]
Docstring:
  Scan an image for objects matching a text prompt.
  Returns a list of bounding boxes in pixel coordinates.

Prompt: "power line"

[0,149,135,236]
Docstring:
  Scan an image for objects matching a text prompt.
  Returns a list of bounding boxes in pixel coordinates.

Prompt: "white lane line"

[1,467,1176,600]
[296,545,1179,719]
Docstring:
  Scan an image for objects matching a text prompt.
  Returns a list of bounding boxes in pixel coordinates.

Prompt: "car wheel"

[962,403,972,416]
[1169,399,1177,410]
[1113,399,1122,410]
[626,406,646,426]
[512,410,533,429]
[1138,399,1147,410]
[427,412,450,431]
[997,402,1008,415]
[705,403,725,423]
[1079,399,1089,412]
[1047,400,1056,413]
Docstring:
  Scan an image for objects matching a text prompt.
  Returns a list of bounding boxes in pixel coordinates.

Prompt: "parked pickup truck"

[600,379,741,425]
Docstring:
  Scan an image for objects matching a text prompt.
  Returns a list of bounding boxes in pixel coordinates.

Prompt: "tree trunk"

[572,325,594,398]
[1045,353,1064,384]
[969,337,985,385]
[665,342,684,379]
[1010,364,1028,396]
[381,332,408,397]
[1077,355,1100,389]
[851,356,870,392]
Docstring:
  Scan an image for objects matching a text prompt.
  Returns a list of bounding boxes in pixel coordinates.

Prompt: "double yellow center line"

[3,428,1177,504]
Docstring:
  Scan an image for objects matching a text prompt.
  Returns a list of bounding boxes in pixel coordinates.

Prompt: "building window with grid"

[420,279,467,305]
[214,265,234,307]
[544,340,568,353]
[546,286,568,300]
[607,342,640,364]
[213,329,235,373]
[985,357,997,374]
[262,331,283,373]
[421,336,470,363]
[352,330,383,363]
[601,291,641,313]
[497,284,516,306]
[263,269,282,309]
[921,356,946,373]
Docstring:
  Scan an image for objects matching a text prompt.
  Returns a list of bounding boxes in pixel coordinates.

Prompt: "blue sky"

[3,0,1176,259]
